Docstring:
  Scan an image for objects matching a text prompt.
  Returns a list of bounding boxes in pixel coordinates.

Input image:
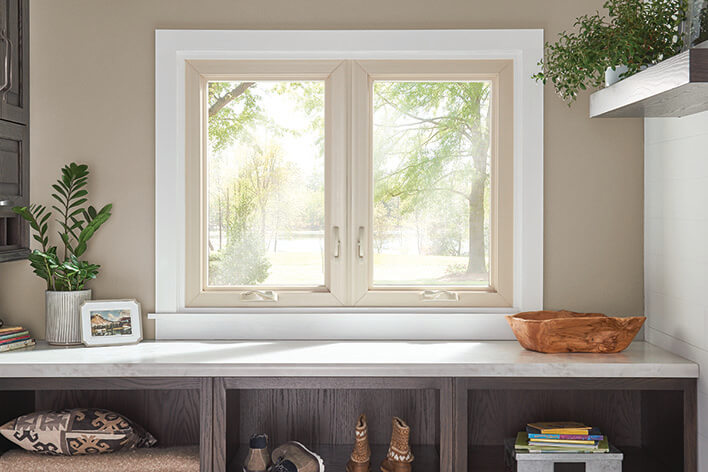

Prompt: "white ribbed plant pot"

[605,65,629,87]
[45,289,91,345]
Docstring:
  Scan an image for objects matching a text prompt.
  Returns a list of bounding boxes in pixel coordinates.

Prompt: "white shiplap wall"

[645,110,708,470]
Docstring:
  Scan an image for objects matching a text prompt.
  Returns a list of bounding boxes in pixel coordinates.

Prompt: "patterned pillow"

[0,408,157,455]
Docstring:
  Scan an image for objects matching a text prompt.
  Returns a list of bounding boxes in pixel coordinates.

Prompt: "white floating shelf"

[590,48,708,118]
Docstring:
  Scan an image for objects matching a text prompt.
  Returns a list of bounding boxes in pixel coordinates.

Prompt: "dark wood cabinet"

[0,0,27,262]
[0,0,28,125]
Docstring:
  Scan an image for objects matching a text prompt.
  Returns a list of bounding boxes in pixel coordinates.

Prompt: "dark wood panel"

[35,389,201,448]
[224,376,443,390]
[641,390,683,470]
[0,0,28,125]
[200,377,213,472]
[234,388,439,447]
[468,445,682,472]
[0,389,33,453]
[0,377,204,390]
[684,380,698,472]
[457,377,691,391]
[467,389,642,447]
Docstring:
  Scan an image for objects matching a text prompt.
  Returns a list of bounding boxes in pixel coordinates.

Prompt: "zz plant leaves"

[13,163,112,291]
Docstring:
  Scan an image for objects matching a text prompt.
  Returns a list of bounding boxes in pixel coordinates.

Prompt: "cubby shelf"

[228,444,439,472]
[0,342,698,472]
[468,446,675,472]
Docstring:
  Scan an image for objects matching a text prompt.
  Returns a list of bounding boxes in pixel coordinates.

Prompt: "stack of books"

[515,422,610,453]
[0,326,35,352]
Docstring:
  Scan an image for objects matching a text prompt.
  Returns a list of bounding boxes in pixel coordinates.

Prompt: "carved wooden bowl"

[506,310,646,354]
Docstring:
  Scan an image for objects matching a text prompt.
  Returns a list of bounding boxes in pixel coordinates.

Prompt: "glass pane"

[206,81,325,287]
[372,81,492,287]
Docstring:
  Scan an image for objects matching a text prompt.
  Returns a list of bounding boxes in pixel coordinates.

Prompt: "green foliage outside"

[373,81,491,278]
[207,81,324,286]
[13,163,112,291]
[534,0,688,103]
[208,78,492,286]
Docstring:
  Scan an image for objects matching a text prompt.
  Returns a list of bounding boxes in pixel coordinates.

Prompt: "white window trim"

[153,29,544,340]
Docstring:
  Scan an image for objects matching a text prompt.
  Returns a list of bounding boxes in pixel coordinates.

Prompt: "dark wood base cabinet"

[0,376,696,472]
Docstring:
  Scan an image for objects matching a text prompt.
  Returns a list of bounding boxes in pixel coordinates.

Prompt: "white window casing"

[153,29,544,340]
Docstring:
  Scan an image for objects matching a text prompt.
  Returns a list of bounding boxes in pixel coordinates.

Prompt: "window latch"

[240,290,278,302]
[420,290,459,302]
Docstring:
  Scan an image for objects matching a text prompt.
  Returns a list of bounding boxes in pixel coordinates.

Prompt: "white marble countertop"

[0,340,696,378]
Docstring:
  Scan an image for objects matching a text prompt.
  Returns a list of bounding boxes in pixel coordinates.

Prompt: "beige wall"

[0,0,644,340]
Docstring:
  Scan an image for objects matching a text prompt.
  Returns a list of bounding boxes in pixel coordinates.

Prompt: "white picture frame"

[80,299,143,347]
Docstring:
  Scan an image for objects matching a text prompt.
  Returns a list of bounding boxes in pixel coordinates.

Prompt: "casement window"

[155,30,543,338]
[184,59,513,308]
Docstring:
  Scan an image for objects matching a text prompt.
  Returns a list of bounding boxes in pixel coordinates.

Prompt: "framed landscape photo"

[80,299,142,346]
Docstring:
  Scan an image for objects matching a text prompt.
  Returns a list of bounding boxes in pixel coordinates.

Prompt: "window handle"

[240,290,278,302]
[333,226,341,258]
[357,226,365,259]
[420,290,459,302]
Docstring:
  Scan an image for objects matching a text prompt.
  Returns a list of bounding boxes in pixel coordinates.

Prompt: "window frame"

[153,29,543,340]
[351,60,514,307]
[184,60,349,307]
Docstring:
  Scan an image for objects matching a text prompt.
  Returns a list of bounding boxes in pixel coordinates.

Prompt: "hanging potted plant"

[13,163,112,345]
[534,0,687,103]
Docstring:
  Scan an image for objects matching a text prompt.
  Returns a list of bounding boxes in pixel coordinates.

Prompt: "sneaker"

[346,414,371,472]
[244,433,271,472]
[380,417,414,472]
[271,441,325,472]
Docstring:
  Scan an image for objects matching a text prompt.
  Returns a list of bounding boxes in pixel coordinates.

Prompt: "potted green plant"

[13,163,112,345]
[694,1,708,46]
[534,0,687,103]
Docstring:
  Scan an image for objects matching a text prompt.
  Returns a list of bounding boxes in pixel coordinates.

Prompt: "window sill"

[148,310,518,340]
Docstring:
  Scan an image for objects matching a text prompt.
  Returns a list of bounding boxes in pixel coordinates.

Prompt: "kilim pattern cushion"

[0,408,157,455]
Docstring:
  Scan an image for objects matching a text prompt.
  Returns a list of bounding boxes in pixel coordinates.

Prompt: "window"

[184,59,513,307]
[154,30,543,338]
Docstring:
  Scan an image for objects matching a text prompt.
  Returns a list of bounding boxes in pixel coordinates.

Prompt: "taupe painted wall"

[0,0,644,340]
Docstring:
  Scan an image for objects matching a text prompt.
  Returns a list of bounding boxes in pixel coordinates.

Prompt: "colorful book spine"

[0,338,35,352]
[528,441,598,449]
[529,438,598,445]
[0,330,29,341]
[0,334,31,345]
[0,327,26,336]
[528,433,604,441]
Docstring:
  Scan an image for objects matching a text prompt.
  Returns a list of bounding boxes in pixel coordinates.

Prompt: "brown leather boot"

[346,414,371,472]
[380,417,414,472]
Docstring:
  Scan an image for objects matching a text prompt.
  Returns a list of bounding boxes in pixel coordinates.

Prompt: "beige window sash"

[184,59,514,308]
[184,60,348,307]
[351,60,514,307]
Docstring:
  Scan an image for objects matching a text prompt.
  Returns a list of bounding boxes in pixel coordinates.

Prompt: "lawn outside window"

[153,30,543,340]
